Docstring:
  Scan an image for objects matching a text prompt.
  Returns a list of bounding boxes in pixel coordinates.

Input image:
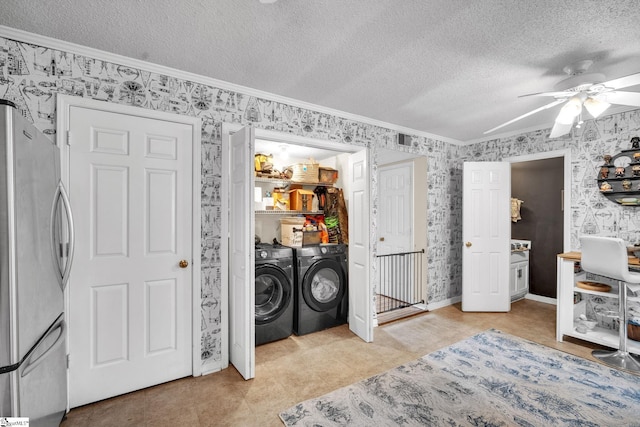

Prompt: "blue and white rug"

[280,329,640,426]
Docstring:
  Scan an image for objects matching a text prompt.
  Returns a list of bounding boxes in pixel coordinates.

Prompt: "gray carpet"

[280,329,640,426]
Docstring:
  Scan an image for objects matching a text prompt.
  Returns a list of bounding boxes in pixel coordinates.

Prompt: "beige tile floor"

[61,299,607,427]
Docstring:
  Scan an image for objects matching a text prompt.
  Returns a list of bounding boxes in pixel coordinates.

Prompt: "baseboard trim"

[200,360,225,376]
[406,294,555,311]
[524,293,557,305]
[426,296,461,311]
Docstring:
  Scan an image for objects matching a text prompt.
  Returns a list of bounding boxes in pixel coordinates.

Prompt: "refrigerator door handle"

[59,181,75,289]
[21,317,66,378]
[50,181,75,290]
[50,182,63,286]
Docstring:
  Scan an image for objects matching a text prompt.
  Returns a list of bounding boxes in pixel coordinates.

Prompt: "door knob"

[465,242,472,247]
[179,259,189,268]
[379,237,385,241]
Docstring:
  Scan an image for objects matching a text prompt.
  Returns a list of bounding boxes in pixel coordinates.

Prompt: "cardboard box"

[288,189,315,211]
[280,217,305,247]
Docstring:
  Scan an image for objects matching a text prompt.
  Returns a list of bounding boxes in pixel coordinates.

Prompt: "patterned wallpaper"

[3,33,638,371]
[462,110,640,247]
[0,35,457,370]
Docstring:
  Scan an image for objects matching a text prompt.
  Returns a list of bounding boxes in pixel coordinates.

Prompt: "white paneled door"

[348,149,372,342]
[67,106,194,407]
[462,162,510,312]
[228,126,255,380]
[378,162,413,256]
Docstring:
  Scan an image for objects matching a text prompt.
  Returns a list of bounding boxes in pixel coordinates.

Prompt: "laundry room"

[253,140,349,246]
[253,139,351,346]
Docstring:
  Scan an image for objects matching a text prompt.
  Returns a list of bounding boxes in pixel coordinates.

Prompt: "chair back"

[580,235,631,282]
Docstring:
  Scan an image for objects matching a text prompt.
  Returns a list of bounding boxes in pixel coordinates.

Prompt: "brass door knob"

[179,259,189,268]
[465,242,472,247]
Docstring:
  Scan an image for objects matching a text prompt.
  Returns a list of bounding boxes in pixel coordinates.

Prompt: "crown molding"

[464,123,553,145]
[0,25,462,146]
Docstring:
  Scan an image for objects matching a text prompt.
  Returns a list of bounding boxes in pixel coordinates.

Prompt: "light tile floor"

[61,299,606,427]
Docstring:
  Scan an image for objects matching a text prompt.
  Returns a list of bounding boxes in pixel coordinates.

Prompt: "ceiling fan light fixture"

[583,97,611,118]
[555,95,583,124]
[549,120,573,138]
[491,60,640,138]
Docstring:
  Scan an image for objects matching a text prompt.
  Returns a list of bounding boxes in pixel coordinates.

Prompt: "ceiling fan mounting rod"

[562,59,594,76]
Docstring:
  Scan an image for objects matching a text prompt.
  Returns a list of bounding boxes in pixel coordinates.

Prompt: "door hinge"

[66,131,71,146]
[66,354,70,368]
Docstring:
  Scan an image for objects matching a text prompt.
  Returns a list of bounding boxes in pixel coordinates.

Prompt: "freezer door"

[10,107,63,361]
[0,103,12,370]
[16,314,67,426]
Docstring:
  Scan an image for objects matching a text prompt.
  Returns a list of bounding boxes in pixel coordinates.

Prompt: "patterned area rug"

[279,329,640,426]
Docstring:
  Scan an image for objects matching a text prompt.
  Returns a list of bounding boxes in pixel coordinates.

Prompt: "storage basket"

[280,217,305,247]
[290,162,319,183]
[302,231,322,246]
[318,167,338,184]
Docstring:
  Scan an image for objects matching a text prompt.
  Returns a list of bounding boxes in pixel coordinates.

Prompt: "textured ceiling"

[2,0,640,142]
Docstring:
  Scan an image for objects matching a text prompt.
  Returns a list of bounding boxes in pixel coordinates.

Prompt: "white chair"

[580,235,640,373]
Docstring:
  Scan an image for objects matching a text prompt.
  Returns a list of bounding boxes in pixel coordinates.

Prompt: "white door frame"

[56,95,202,386]
[376,151,428,312]
[220,123,372,369]
[504,149,571,253]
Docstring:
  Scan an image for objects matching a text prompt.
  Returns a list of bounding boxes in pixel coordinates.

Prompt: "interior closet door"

[462,161,510,312]
[348,149,372,341]
[67,105,194,407]
[229,126,255,380]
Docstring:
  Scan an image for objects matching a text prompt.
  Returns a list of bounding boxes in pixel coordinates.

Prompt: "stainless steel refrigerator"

[0,99,74,426]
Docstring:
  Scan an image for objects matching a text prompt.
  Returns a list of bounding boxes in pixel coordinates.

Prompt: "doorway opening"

[506,149,571,303]
[221,124,371,379]
[375,148,428,325]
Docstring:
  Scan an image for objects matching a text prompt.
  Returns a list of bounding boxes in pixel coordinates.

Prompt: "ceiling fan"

[484,60,640,138]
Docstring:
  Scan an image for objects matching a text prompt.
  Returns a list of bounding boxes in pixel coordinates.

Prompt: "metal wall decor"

[597,137,640,206]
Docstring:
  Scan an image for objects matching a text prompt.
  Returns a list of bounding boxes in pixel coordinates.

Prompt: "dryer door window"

[302,259,345,312]
[255,265,292,324]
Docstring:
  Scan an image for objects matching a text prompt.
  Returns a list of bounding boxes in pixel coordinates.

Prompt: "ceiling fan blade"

[602,91,640,107]
[601,72,640,90]
[484,99,566,134]
[519,91,572,99]
[549,120,573,138]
